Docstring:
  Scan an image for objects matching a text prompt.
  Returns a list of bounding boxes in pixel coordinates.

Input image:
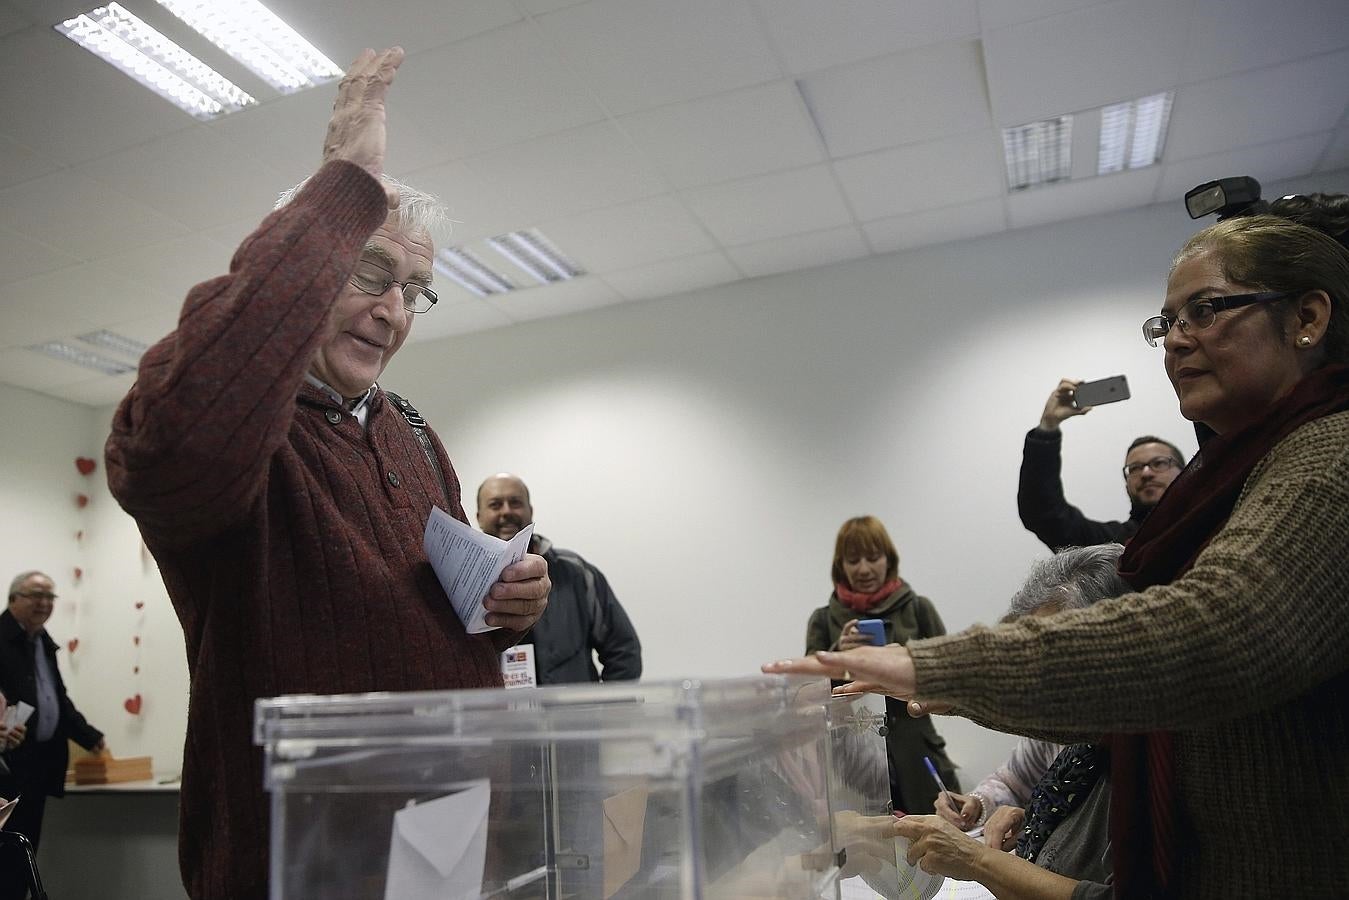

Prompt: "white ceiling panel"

[490,277,625,322]
[206,87,350,188]
[976,0,1115,32]
[726,225,870,278]
[399,297,514,342]
[459,121,667,223]
[863,197,1007,254]
[0,132,61,190]
[1165,52,1349,162]
[516,0,589,14]
[1179,0,1349,84]
[1320,128,1349,173]
[1007,166,1161,228]
[399,161,528,247]
[618,80,823,190]
[0,302,106,350]
[683,165,853,246]
[0,224,67,282]
[535,0,781,115]
[753,0,979,75]
[1156,134,1333,202]
[982,0,1190,125]
[0,3,35,38]
[798,40,991,159]
[5,261,176,331]
[381,21,607,159]
[94,235,237,314]
[538,195,717,272]
[601,251,741,301]
[103,309,180,348]
[0,348,114,392]
[267,0,521,61]
[0,171,188,261]
[834,131,1005,221]
[45,372,137,407]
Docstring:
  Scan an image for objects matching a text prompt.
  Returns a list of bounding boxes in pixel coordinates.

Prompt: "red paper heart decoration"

[73,567,83,582]
[134,601,145,610]
[67,638,79,653]
[133,635,141,646]
[124,694,142,715]
[75,494,89,509]
[75,457,97,476]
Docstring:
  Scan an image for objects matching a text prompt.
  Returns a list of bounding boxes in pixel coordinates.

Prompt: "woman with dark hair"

[805,516,958,814]
[769,212,1349,897]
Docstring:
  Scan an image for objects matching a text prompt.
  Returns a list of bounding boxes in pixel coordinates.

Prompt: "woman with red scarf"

[769,213,1349,898]
[805,516,960,815]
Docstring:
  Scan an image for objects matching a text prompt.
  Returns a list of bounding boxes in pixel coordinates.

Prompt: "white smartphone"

[1072,375,1131,410]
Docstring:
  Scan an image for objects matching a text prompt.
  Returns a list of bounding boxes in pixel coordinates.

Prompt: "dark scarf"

[1109,363,1349,898]
[834,578,903,613]
[1017,743,1108,863]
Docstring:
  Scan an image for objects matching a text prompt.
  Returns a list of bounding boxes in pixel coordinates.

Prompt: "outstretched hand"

[761,644,918,700]
[322,47,405,209]
[1039,378,1088,431]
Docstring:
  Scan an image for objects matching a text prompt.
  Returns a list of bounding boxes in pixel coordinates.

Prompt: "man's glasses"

[349,259,438,314]
[1141,291,1291,347]
[1122,457,1179,479]
[14,591,56,601]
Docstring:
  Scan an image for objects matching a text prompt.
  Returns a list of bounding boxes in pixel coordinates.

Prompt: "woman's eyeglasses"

[1141,291,1291,347]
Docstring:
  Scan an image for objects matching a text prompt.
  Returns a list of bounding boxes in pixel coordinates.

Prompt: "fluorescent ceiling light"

[77,329,149,360]
[487,229,585,286]
[154,0,342,94]
[28,341,137,376]
[434,248,515,298]
[1098,91,1173,175]
[55,3,256,120]
[1002,115,1072,191]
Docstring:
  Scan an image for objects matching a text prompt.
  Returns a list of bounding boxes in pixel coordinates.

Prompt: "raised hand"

[1039,378,1087,431]
[322,46,406,208]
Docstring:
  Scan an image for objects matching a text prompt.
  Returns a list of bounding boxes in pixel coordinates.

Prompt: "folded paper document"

[424,506,533,633]
[384,780,491,900]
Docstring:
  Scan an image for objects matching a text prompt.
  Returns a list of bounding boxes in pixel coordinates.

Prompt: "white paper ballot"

[893,835,944,900]
[2,702,33,730]
[384,780,491,900]
[424,506,534,633]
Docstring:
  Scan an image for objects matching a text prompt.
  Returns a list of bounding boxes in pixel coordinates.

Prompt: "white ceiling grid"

[0,0,1344,405]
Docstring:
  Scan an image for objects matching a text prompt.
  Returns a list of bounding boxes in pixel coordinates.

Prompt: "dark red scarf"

[834,578,903,612]
[1109,363,1349,898]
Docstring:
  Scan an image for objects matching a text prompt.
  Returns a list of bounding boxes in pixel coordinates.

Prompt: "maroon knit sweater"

[105,161,506,900]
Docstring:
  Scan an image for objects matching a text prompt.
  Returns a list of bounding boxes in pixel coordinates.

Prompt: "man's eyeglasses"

[349,259,438,314]
[13,590,56,601]
[1122,457,1179,479]
[1141,291,1291,347]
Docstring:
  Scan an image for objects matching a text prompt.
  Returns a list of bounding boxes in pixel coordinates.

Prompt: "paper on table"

[423,506,534,633]
[383,780,491,900]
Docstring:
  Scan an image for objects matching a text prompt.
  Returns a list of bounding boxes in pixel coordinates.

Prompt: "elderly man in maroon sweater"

[105,48,550,900]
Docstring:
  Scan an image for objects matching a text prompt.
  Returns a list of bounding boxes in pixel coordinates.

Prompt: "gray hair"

[275,173,450,247]
[1001,544,1128,622]
[8,570,49,601]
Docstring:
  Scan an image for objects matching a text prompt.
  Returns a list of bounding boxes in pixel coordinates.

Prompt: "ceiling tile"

[799,40,991,159]
[1006,166,1161,228]
[1165,52,1349,163]
[1179,0,1349,84]
[102,309,180,348]
[95,235,237,312]
[399,297,514,342]
[753,0,979,74]
[0,298,105,350]
[266,0,522,60]
[79,127,290,230]
[535,0,781,115]
[0,348,112,393]
[833,131,1005,221]
[515,0,589,13]
[1319,127,1349,173]
[0,5,35,38]
[976,0,1115,32]
[618,80,823,190]
[2,261,178,337]
[1157,134,1331,203]
[0,171,188,261]
[982,0,1190,126]
[683,165,853,246]
[863,197,1007,254]
[725,225,870,278]
[42,371,137,407]
[490,277,625,321]
[389,21,606,158]
[537,195,717,271]
[0,224,67,283]
[205,87,343,188]
[0,131,61,190]
[460,121,667,222]
[402,161,530,246]
[601,251,740,301]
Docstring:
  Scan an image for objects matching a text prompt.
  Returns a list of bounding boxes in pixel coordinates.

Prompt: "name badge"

[501,643,537,690]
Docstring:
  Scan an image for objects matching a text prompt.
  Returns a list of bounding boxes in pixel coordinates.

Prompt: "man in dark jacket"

[1018,379,1186,549]
[0,571,105,898]
[477,475,642,684]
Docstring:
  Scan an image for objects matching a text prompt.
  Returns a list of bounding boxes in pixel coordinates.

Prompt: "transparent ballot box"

[256,676,897,900]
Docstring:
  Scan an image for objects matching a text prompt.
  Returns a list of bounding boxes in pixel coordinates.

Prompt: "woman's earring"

[1298,335,1313,347]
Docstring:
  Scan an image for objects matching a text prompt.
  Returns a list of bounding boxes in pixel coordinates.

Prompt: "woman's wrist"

[969,792,991,826]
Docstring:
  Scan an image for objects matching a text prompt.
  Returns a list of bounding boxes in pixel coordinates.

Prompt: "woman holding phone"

[805,516,959,814]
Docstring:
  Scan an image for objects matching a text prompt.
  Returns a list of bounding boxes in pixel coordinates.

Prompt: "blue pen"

[923,755,958,817]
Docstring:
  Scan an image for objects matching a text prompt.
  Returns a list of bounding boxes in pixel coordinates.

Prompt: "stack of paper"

[74,755,153,785]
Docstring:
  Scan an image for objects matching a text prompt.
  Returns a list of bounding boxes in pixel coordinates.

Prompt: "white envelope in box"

[384,780,491,900]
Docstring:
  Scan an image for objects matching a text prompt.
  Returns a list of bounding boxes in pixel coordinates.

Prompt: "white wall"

[12,168,1345,790]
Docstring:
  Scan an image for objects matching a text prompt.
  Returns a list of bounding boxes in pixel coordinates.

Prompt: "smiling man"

[1018,379,1186,550]
[105,48,550,900]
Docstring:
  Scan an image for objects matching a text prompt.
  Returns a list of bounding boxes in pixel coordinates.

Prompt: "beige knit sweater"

[909,410,1349,898]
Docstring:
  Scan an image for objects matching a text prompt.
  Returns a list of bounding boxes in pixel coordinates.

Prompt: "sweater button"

[325,410,342,425]
[386,470,401,487]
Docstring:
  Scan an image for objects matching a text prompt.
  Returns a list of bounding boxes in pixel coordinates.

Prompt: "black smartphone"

[1071,375,1131,409]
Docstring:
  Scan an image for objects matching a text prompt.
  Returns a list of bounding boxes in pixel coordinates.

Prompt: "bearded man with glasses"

[1018,379,1187,550]
[105,48,550,900]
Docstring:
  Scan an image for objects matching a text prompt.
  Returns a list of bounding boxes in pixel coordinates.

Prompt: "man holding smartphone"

[1017,379,1186,550]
